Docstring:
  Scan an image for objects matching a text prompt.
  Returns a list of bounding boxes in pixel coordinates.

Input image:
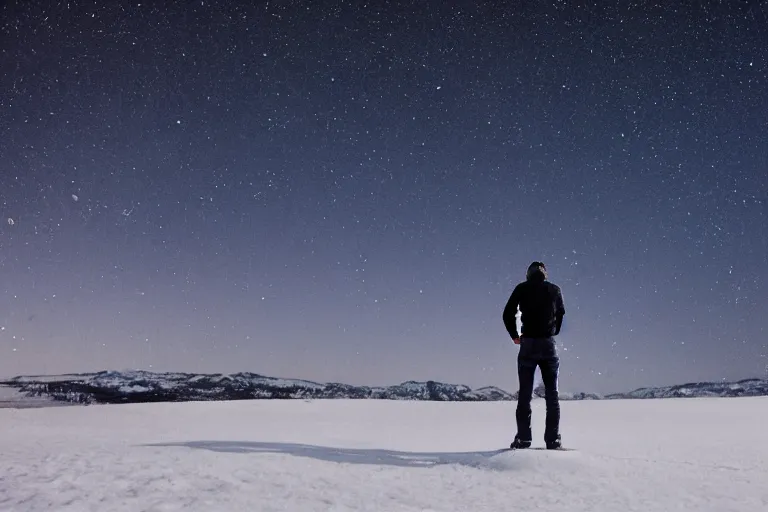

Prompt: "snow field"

[0,397,766,511]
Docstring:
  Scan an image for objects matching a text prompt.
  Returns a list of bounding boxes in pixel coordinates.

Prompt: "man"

[502,261,565,450]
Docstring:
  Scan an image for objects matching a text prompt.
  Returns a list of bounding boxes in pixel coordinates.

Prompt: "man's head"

[526,261,547,281]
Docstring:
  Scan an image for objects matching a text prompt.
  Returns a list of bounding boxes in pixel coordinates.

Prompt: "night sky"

[1,1,766,395]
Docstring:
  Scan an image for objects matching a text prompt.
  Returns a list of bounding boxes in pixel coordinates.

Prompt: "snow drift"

[0,396,766,511]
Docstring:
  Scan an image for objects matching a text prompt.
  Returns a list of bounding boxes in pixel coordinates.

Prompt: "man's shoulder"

[545,281,562,293]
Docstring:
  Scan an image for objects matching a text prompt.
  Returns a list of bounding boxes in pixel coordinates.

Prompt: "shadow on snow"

[144,440,517,469]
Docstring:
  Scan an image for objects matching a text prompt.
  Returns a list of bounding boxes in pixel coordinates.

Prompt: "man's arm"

[554,286,565,335]
[502,285,521,339]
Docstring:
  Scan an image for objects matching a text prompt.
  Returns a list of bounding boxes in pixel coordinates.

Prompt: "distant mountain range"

[0,371,766,405]
[603,378,768,399]
[0,371,514,404]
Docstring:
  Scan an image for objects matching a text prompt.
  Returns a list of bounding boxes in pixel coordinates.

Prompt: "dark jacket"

[503,272,565,339]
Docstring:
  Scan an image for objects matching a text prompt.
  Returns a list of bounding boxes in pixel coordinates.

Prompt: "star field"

[1,1,766,394]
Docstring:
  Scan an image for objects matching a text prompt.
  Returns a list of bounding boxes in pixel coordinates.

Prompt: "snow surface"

[1,397,766,511]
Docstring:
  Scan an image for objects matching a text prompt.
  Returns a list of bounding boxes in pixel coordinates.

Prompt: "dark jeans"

[516,336,560,442]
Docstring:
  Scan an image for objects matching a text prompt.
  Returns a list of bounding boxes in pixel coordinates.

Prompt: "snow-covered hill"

[1,396,767,511]
[0,370,515,404]
[1,371,766,406]
[605,378,768,399]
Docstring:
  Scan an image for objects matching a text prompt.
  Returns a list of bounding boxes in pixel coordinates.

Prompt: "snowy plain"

[0,396,766,512]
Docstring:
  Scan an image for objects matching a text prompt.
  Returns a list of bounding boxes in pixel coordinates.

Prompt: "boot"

[545,434,562,450]
[510,435,531,449]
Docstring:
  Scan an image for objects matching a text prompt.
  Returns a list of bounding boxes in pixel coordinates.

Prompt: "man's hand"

[513,337,521,345]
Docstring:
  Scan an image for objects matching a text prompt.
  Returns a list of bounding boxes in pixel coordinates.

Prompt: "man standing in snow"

[502,261,565,450]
